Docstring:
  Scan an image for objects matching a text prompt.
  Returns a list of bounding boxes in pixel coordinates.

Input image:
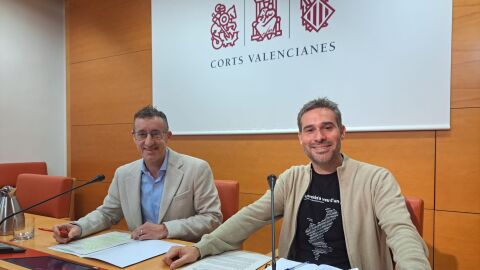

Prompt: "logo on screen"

[251,0,282,42]
[211,4,239,49]
[301,0,335,32]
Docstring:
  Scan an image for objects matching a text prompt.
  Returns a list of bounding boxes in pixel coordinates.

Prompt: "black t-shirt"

[292,169,351,269]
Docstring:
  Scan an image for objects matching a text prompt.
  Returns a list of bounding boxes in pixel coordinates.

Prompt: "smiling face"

[298,108,346,174]
[132,116,172,168]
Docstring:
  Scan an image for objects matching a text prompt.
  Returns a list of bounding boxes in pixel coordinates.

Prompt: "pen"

[38,227,69,237]
[37,227,53,232]
[285,261,309,270]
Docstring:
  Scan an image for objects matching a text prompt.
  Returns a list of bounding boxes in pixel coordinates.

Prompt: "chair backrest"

[404,196,424,236]
[15,173,74,219]
[0,162,47,187]
[214,180,239,222]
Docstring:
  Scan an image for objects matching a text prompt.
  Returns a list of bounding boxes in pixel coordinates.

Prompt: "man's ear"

[340,125,346,140]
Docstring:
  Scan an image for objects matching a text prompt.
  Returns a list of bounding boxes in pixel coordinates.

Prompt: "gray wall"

[0,0,66,175]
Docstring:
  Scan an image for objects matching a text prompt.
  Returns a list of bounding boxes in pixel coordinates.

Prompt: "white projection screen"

[152,0,451,134]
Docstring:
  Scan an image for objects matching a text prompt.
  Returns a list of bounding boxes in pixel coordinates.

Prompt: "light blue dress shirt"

[140,149,169,223]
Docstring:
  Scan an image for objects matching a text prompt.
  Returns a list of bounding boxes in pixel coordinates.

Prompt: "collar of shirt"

[140,149,169,180]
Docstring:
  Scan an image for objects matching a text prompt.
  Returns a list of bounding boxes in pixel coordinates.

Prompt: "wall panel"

[169,134,308,195]
[436,108,480,213]
[74,180,110,218]
[71,124,139,182]
[451,0,480,108]
[343,131,435,209]
[68,0,151,63]
[70,50,151,125]
[434,211,480,270]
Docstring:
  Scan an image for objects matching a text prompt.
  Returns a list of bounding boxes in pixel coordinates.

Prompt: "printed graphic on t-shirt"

[305,208,338,259]
[294,171,350,268]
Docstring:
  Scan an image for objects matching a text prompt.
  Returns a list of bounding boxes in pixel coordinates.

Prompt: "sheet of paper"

[183,250,271,270]
[85,239,183,268]
[265,258,343,270]
[49,231,133,256]
[49,231,184,268]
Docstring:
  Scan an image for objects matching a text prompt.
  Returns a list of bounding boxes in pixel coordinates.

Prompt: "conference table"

[0,214,190,270]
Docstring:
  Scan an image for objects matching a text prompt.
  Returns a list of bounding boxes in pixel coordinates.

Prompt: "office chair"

[15,173,75,219]
[214,180,240,222]
[0,162,47,187]
[404,196,424,236]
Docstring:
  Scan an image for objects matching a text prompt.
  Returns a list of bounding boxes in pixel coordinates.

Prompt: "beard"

[304,141,342,169]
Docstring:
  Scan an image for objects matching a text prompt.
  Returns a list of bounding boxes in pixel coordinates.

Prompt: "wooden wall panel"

[343,131,435,209]
[168,134,308,195]
[73,181,110,218]
[71,124,139,183]
[70,50,151,125]
[68,0,151,63]
[436,108,480,213]
[434,211,480,270]
[451,0,480,108]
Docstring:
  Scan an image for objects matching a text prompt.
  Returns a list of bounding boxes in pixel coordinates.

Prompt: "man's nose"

[313,130,326,141]
[144,134,154,144]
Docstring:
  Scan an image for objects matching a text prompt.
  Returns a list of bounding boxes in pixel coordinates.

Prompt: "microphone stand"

[0,174,105,227]
[267,174,277,270]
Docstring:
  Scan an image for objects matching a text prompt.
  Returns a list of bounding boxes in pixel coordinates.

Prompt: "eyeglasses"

[132,130,167,141]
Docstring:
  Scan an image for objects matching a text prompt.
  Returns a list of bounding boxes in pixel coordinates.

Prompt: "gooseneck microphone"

[0,174,105,227]
[267,174,277,270]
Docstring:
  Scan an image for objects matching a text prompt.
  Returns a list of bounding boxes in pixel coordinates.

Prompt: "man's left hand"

[131,222,168,240]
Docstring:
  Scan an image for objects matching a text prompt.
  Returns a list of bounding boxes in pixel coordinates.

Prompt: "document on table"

[265,258,359,270]
[49,231,183,268]
[183,250,271,270]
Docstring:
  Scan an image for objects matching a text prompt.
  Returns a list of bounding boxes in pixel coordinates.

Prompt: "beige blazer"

[75,148,222,242]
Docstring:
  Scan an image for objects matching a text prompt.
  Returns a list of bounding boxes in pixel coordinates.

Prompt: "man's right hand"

[52,224,81,244]
[163,246,200,269]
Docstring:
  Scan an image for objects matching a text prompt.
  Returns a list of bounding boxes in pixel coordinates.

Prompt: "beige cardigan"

[195,155,430,270]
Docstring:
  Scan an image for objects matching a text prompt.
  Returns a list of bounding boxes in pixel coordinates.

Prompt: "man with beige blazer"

[53,106,222,243]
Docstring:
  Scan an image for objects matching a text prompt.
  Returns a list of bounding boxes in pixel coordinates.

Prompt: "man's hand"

[52,224,81,244]
[163,246,200,269]
[131,222,168,240]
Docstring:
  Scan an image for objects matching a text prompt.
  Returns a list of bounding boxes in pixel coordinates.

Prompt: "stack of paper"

[183,250,271,270]
[49,231,183,268]
[265,258,359,270]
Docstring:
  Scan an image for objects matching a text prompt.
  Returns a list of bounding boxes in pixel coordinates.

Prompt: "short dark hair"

[297,97,342,131]
[133,105,169,131]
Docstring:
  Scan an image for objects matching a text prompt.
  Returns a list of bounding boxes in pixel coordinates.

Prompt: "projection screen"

[152,0,451,134]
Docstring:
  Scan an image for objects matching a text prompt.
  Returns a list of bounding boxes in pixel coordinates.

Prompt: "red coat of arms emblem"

[211,4,240,49]
[251,0,282,41]
[301,0,335,32]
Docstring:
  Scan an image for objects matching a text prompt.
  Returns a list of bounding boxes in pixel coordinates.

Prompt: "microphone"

[267,174,277,270]
[0,174,105,227]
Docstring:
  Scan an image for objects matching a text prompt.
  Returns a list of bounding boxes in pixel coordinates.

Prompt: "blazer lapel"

[124,160,143,228]
[157,149,184,223]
